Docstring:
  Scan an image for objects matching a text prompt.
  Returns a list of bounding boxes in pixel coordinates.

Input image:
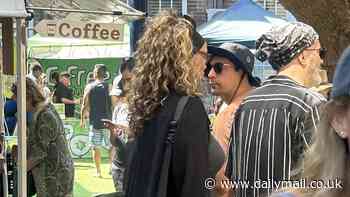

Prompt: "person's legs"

[92,147,102,177]
[102,129,113,174]
[89,128,104,177]
[108,145,113,175]
[111,167,125,192]
[108,147,114,174]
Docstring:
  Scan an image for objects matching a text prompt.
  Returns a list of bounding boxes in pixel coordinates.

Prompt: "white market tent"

[198,0,288,47]
[0,0,27,17]
[0,0,28,197]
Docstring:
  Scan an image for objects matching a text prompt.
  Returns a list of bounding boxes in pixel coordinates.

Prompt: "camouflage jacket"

[28,104,74,197]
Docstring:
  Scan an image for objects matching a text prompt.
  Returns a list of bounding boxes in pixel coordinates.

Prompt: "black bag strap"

[157,96,190,197]
[173,96,190,122]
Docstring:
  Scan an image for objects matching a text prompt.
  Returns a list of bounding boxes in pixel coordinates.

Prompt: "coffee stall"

[0,0,145,196]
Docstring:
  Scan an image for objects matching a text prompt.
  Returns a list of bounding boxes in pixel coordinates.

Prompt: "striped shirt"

[225,75,326,197]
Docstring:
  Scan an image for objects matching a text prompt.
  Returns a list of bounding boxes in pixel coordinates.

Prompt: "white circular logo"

[246,56,251,63]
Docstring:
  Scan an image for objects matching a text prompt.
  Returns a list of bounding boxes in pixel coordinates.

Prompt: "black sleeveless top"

[88,81,112,129]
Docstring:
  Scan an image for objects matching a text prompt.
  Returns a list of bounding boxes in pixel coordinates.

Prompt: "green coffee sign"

[38,58,120,97]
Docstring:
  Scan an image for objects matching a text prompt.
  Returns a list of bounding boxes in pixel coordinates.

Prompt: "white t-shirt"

[110,75,122,96]
[112,102,129,144]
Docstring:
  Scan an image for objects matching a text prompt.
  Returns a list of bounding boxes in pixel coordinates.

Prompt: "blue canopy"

[198,0,288,47]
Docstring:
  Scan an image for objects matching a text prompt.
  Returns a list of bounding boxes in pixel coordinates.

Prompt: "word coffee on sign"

[35,20,124,41]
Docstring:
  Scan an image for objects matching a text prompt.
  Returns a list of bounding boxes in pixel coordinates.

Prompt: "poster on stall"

[2,74,16,98]
[37,58,121,98]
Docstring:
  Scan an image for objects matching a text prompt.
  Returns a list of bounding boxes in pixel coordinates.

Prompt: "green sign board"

[38,58,120,97]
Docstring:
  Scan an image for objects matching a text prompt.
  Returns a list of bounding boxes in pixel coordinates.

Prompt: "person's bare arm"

[80,88,90,127]
[61,98,79,105]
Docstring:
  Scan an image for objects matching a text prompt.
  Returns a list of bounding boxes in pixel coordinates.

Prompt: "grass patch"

[61,118,116,196]
[74,158,115,197]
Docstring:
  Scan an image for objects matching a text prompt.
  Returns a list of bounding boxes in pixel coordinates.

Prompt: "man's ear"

[297,52,307,68]
[330,113,349,139]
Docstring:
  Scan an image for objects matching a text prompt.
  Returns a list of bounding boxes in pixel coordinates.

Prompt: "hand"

[114,124,127,131]
[103,120,115,130]
[103,121,123,136]
[111,127,121,136]
[74,99,81,104]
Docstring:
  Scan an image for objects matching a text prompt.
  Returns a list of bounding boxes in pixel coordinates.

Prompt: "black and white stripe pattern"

[226,75,326,197]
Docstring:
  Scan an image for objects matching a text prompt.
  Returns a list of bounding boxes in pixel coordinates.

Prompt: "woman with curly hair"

[271,47,350,197]
[125,11,223,197]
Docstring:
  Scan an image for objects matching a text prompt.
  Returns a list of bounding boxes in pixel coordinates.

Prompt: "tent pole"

[16,18,27,197]
[159,0,162,12]
[182,0,187,15]
[0,43,9,197]
[274,0,278,15]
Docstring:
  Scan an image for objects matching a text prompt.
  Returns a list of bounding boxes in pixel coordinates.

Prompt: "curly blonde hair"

[128,11,201,134]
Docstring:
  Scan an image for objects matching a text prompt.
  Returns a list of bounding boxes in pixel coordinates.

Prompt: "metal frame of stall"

[0,1,28,196]
[0,19,27,197]
[15,18,27,197]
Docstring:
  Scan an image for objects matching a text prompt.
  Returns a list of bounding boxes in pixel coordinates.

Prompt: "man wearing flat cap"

[225,22,327,197]
[206,42,260,197]
[54,71,79,117]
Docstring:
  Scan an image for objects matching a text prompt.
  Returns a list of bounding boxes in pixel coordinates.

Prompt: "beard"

[307,70,322,88]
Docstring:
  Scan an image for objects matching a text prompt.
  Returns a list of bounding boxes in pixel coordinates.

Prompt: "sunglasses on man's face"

[306,47,327,59]
[318,47,327,59]
[204,62,225,76]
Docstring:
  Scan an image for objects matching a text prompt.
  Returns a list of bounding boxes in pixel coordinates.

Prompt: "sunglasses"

[305,47,327,59]
[205,62,226,76]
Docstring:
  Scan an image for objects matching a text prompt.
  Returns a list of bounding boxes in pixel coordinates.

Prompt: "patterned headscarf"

[256,22,319,70]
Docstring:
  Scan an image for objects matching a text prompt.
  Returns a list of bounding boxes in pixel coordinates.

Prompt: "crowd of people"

[120,11,350,197]
[2,9,350,197]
